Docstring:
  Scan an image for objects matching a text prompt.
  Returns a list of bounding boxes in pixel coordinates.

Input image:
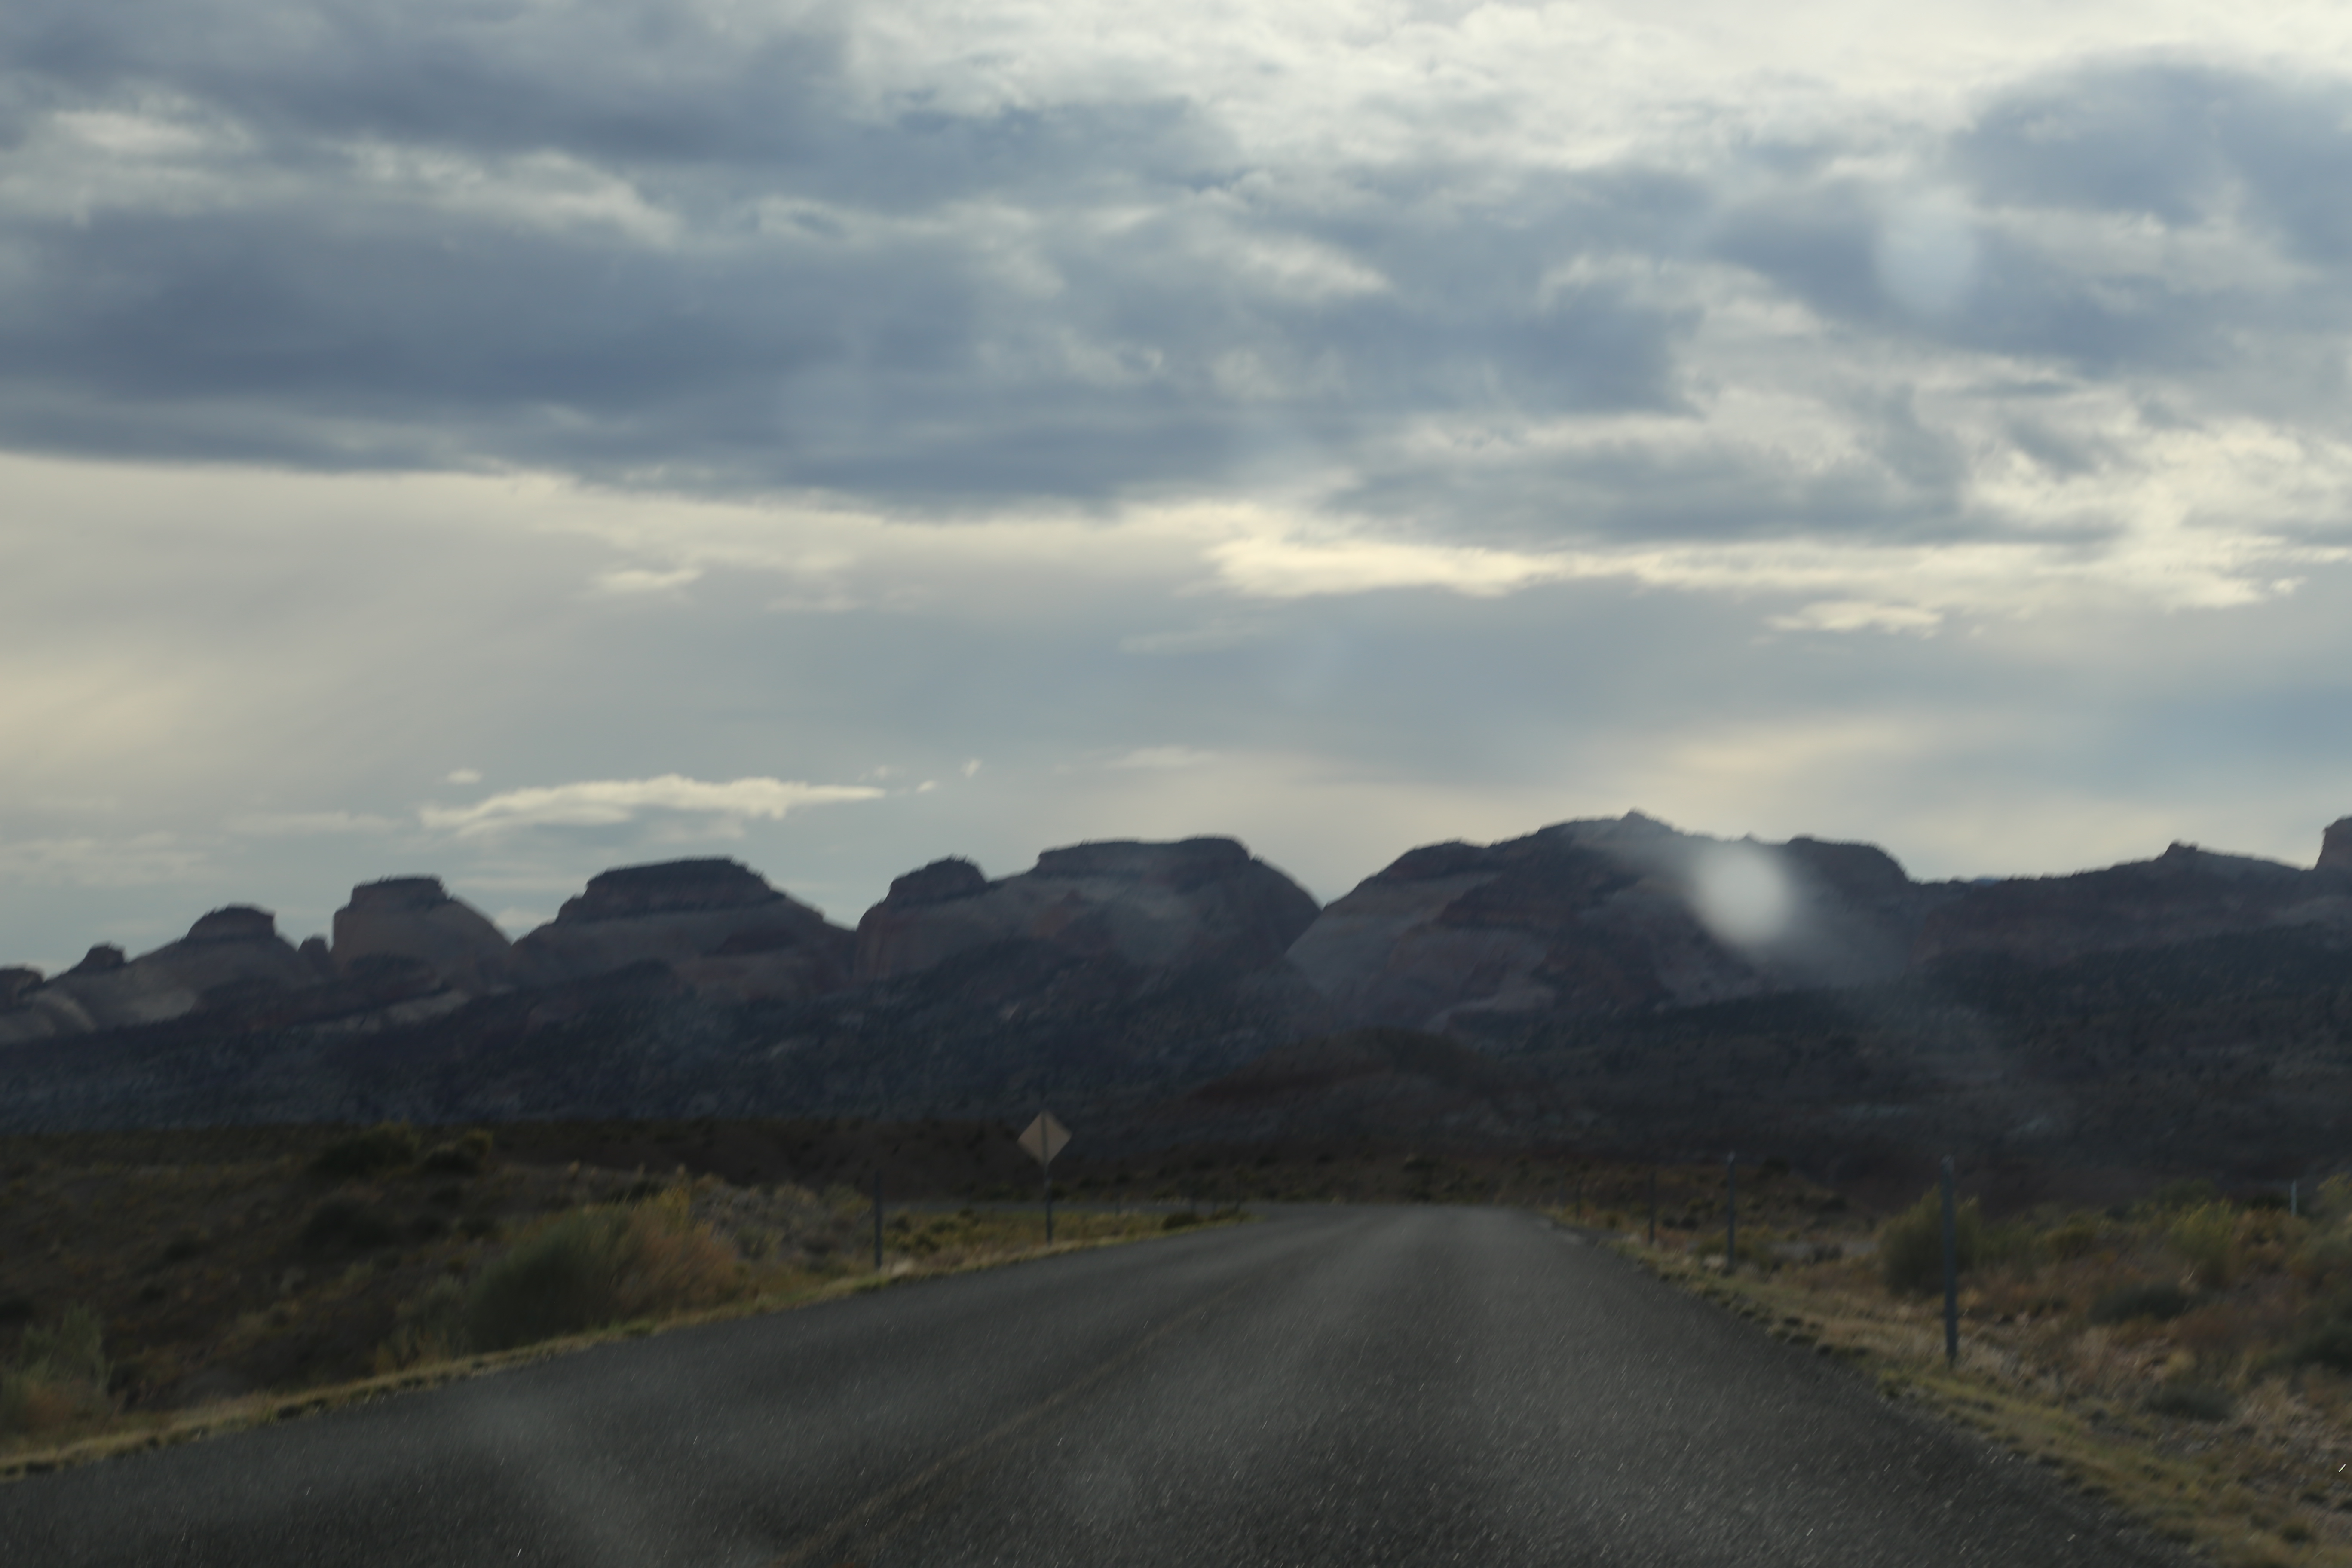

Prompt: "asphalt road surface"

[1,1205,2187,1567]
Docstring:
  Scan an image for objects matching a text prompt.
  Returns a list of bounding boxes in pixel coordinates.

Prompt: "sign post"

[1941,1156,1960,1368]
[1018,1111,1072,1245]
[1725,1151,1737,1274]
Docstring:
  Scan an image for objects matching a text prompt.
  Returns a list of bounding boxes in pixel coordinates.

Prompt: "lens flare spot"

[1691,844,1793,947]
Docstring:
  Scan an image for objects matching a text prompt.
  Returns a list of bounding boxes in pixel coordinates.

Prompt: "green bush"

[2088,1280,2191,1325]
[309,1123,422,1180]
[1880,1189,1983,1295]
[463,1210,631,1351]
[2170,1203,2239,1289]
[461,1191,739,1354]
[1162,1210,1204,1231]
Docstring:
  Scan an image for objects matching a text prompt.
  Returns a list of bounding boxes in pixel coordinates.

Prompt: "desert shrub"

[1880,1189,1984,1296]
[2146,1383,2235,1422]
[462,1190,739,1353]
[1694,1233,1774,1268]
[1162,1211,1204,1231]
[2089,1280,2192,1325]
[16,1306,105,1388]
[2294,1229,2352,1289]
[300,1197,403,1252]
[309,1123,422,1180]
[2312,1175,2352,1225]
[2170,1203,2239,1290]
[0,1306,110,1436]
[2042,1216,2102,1262]
[2149,1178,2219,1213]
[374,1279,467,1373]
[419,1129,493,1177]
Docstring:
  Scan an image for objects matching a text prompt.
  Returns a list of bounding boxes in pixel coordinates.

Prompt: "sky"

[5,0,2352,971]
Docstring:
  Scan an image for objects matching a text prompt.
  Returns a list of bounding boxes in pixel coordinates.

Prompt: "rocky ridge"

[4,818,2352,1175]
[854,837,1320,988]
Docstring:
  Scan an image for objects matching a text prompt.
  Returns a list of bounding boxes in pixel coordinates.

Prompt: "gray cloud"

[6,7,2352,974]
[6,10,2346,555]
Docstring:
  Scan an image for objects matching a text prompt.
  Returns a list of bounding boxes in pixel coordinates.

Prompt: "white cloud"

[418,775,884,838]
[591,566,703,597]
[1208,531,1585,600]
[1768,600,1945,636]
[445,768,483,785]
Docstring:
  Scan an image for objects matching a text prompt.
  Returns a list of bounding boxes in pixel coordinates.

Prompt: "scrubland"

[1571,1172,2352,1568]
[0,1123,1201,1477]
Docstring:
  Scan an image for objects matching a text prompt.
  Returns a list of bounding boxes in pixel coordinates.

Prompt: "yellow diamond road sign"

[1018,1111,1071,1166]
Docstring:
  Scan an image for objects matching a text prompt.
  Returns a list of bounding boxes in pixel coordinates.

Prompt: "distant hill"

[5,814,2350,1184]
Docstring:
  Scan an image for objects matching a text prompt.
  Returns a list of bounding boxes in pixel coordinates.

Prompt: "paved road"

[1,1205,2183,1566]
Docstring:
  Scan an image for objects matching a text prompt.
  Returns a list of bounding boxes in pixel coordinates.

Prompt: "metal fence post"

[1941,1156,1959,1368]
[873,1167,884,1272]
[1648,1164,1658,1246]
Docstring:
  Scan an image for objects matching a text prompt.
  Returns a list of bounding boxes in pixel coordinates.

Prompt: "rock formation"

[1910,842,2352,968]
[0,907,323,1045]
[1287,814,1947,1034]
[853,838,1320,986]
[2321,818,2352,876]
[511,859,851,1001]
[331,876,514,992]
[8,814,2352,1152]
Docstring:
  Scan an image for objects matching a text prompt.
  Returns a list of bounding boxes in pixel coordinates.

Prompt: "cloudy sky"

[6,0,2352,970]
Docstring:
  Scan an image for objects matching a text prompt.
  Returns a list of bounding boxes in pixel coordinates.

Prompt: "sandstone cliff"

[853,838,1320,987]
[511,859,852,1001]
[2318,818,2352,876]
[1287,814,1947,1034]
[1912,841,2352,968]
[331,876,514,992]
[0,907,324,1045]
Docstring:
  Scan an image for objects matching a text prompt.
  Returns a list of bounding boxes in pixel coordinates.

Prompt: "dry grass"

[1606,1178,2352,1568]
[0,1127,1236,1482]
